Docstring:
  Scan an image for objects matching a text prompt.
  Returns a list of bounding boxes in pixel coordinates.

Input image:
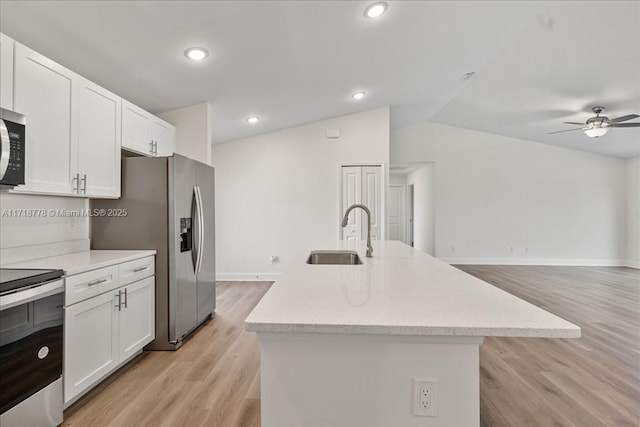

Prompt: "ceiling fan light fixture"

[584,126,609,138]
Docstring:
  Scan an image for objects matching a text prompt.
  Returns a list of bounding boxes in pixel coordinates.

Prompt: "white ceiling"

[1,1,638,157]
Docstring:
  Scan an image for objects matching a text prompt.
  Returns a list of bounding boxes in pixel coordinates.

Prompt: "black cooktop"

[0,269,64,295]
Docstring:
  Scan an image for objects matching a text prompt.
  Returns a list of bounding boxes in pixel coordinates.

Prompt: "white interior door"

[388,185,406,242]
[340,165,383,242]
[361,166,382,241]
[341,166,362,241]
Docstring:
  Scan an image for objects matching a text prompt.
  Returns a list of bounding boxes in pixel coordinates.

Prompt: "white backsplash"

[0,192,91,263]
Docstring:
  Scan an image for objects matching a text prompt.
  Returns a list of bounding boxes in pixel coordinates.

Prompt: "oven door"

[0,279,63,425]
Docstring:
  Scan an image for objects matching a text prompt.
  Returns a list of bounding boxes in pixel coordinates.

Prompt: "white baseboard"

[623,260,640,269]
[216,273,280,282]
[439,257,629,267]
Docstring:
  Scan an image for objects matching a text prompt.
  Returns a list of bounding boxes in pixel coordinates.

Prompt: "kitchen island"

[245,241,580,427]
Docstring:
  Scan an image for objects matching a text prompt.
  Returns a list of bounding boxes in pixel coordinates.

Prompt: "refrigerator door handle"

[191,187,199,272]
[194,186,205,274]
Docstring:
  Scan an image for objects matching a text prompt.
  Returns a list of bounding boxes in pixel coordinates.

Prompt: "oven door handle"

[0,119,10,181]
[0,279,64,311]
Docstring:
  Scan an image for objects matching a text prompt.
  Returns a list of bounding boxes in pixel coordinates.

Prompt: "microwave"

[0,109,25,187]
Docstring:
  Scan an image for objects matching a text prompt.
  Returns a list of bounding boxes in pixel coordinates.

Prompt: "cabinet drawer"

[65,266,119,306]
[119,256,154,286]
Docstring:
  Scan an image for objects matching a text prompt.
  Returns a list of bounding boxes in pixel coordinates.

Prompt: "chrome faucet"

[341,204,373,257]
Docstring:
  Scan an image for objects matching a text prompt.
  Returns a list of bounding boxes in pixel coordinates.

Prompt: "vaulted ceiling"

[1,1,638,157]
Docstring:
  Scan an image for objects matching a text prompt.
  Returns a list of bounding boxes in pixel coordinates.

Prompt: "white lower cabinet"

[63,257,155,406]
[64,291,119,403]
[119,277,155,360]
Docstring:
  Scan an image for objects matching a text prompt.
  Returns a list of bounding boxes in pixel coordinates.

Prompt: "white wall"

[0,193,89,262]
[389,174,406,186]
[391,121,627,265]
[158,102,212,165]
[212,107,389,279]
[406,163,435,255]
[626,157,640,268]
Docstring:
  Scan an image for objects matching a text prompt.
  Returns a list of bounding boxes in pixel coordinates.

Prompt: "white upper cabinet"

[12,41,122,198]
[14,42,78,195]
[122,99,152,155]
[122,99,175,157]
[0,33,14,111]
[151,116,176,157]
[77,78,122,198]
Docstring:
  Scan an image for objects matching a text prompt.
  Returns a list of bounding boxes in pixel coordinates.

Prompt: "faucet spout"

[341,204,373,257]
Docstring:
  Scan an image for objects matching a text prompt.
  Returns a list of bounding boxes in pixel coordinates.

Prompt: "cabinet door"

[122,99,153,155]
[119,276,155,361]
[0,33,14,111]
[151,117,175,157]
[77,78,121,198]
[14,42,77,195]
[64,290,119,404]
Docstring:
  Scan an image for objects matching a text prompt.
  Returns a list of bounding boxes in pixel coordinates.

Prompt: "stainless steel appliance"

[0,268,64,427]
[0,109,26,188]
[91,154,215,350]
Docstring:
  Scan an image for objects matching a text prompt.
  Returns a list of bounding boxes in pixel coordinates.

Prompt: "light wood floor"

[457,265,640,427]
[63,267,639,427]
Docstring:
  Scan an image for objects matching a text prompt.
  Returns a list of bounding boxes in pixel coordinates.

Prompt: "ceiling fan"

[549,106,640,138]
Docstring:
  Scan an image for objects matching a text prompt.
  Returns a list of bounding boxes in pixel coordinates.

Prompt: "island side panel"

[258,332,483,427]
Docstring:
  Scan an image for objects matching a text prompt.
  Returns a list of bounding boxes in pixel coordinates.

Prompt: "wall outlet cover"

[413,378,438,417]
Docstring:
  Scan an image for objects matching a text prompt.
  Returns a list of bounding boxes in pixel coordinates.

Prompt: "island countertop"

[245,240,581,338]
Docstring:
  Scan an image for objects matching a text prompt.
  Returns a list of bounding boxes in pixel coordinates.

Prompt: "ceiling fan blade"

[563,121,585,125]
[548,127,586,134]
[608,122,640,128]
[608,114,640,123]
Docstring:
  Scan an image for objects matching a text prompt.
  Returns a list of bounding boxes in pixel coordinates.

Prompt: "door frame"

[337,162,387,240]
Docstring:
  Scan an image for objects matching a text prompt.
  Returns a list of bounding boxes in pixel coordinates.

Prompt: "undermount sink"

[306,250,363,265]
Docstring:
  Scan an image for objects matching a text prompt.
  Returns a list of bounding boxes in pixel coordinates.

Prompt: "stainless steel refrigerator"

[91,154,215,350]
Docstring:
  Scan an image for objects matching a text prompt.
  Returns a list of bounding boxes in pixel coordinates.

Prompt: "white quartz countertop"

[245,241,581,338]
[2,250,156,276]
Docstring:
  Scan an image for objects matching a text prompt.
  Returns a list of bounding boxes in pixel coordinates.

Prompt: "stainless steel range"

[0,268,64,427]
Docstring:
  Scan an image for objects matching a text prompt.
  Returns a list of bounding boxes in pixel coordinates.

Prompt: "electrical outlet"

[413,378,437,416]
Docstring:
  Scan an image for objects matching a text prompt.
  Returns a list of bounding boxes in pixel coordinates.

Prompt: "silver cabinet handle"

[116,290,122,311]
[73,173,80,193]
[149,140,154,155]
[81,174,87,194]
[133,266,148,273]
[153,141,158,155]
[123,288,128,309]
[88,278,108,286]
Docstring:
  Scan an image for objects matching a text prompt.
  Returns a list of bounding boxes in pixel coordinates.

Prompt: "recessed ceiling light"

[246,116,261,124]
[184,47,209,61]
[352,91,366,100]
[364,2,387,18]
